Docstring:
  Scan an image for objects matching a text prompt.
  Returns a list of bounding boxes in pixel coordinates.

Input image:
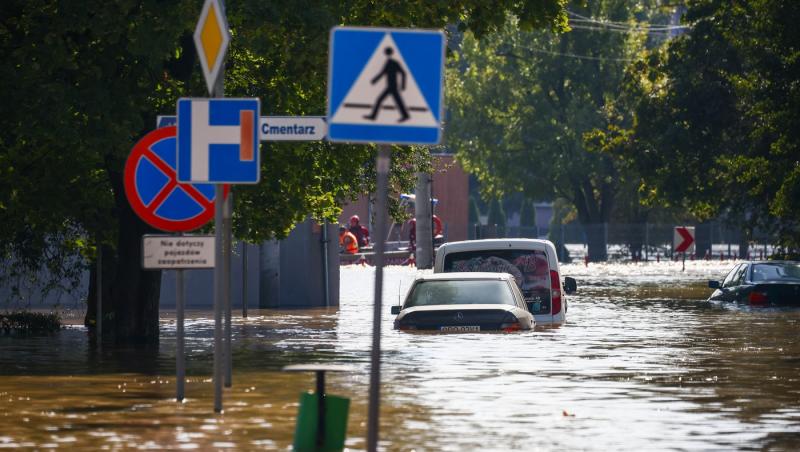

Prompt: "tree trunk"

[583,223,608,262]
[694,222,712,260]
[572,177,612,262]
[414,172,433,269]
[85,161,162,346]
[738,227,751,259]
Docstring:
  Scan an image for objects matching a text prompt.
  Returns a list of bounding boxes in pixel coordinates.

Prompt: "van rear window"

[442,250,550,292]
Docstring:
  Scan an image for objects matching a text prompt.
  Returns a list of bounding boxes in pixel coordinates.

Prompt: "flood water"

[2,261,800,450]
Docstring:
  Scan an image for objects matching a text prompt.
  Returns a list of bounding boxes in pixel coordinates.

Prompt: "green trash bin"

[283,364,354,452]
[294,391,350,451]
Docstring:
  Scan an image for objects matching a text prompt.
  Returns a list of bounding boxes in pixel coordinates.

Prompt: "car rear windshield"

[404,280,516,308]
[751,263,800,281]
[442,249,550,292]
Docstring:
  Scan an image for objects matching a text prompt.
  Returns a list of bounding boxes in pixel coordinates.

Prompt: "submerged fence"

[464,222,777,262]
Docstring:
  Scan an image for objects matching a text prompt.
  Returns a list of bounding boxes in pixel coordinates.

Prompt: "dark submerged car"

[708,261,800,306]
[392,272,534,332]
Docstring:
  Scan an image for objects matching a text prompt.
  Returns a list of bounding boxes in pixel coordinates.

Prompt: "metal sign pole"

[322,220,330,308]
[224,193,233,388]
[96,245,102,349]
[242,242,248,318]
[176,267,185,402]
[212,65,225,413]
[367,144,391,452]
[213,184,224,413]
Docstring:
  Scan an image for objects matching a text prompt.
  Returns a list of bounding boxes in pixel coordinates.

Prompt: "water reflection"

[1,261,799,450]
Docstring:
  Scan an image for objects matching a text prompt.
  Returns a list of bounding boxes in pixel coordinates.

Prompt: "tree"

[547,198,575,262]
[486,197,507,236]
[447,1,665,261]
[608,0,800,255]
[519,198,537,236]
[0,1,567,344]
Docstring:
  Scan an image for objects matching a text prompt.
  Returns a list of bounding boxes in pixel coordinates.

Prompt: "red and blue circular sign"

[124,126,228,232]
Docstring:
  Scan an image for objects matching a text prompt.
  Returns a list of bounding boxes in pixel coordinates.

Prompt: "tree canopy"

[446,0,666,260]
[604,0,800,251]
[0,0,567,341]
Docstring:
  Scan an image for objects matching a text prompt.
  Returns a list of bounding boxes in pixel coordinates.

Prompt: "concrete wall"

[3,220,339,311]
[259,220,340,309]
[159,242,260,309]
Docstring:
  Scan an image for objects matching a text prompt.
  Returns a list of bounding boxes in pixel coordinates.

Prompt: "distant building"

[339,154,469,242]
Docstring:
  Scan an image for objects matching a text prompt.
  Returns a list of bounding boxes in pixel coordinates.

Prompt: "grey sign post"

[368,145,390,449]
[141,234,215,402]
[224,193,233,388]
[193,0,231,414]
[327,27,446,451]
[96,246,102,350]
[176,267,185,401]
[242,243,248,317]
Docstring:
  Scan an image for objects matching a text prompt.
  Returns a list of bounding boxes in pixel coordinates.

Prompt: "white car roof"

[413,272,516,282]
[438,238,552,252]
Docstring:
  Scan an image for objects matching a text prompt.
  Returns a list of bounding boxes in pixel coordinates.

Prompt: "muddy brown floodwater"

[2,261,800,450]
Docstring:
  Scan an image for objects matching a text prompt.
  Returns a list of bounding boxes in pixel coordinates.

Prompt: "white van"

[434,239,576,324]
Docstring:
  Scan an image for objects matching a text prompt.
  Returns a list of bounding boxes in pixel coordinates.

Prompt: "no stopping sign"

[124,126,229,232]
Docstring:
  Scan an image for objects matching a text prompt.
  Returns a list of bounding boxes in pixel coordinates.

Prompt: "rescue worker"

[348,215,370,247]
[339,225,359,254]
[407,215,443,251]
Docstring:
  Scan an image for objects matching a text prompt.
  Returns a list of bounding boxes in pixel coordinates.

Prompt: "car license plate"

[440,325,480,332]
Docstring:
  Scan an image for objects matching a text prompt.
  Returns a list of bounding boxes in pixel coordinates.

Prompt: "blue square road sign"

[327,27,445,145]
[177,98,261,184]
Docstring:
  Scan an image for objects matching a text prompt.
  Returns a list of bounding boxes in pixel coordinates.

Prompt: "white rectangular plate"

[440,325,480,332]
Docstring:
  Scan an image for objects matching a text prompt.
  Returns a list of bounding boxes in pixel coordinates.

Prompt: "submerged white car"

[434,239,576,325]
[392,272,534,332]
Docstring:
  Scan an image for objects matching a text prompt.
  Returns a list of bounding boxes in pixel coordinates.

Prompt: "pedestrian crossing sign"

[327,27,445,145]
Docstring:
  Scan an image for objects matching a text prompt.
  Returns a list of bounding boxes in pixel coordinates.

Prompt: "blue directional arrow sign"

[327,27,445,145]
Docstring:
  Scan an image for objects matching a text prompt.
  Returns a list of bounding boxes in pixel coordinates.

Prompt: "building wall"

[338,154,469,243]
[431,154,468,242]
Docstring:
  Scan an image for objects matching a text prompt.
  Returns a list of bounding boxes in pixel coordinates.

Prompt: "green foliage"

[447,1,657,216]
[446,1,666,259]
[468,196,481,225]
[0,311,61,333]
[612,0,800,250]
[0,0,567,292]
[519,198,537,228]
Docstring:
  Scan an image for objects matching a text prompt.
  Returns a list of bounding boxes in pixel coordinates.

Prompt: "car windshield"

[442,249,550,292]
[404,280,516,308]
[751,263,800,281]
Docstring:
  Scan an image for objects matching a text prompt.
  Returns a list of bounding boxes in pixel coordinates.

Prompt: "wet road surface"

[2,261,800,450]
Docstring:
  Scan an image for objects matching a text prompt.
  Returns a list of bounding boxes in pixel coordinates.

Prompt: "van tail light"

[550,270,562,314]
[748,291,768,305]
[500,322,521,332]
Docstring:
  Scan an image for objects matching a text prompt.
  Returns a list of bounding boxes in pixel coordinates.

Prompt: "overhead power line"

[568,24,673,35]
[498,48,638,63]
[566,9,690,32]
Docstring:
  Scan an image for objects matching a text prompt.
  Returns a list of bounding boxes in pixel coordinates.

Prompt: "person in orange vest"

[339,225,359,254]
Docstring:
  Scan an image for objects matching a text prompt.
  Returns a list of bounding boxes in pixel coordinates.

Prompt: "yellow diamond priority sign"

[194,0,230,95]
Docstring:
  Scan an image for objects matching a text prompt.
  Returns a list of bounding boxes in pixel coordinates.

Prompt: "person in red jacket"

[348,215,370,247]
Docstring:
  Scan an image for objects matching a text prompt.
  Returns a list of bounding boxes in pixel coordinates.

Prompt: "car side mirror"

[708,280,721,289]
[563,276,577,294]
[391,305,401,315]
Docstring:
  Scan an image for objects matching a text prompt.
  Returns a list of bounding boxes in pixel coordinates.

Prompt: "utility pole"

[414,172,433,268]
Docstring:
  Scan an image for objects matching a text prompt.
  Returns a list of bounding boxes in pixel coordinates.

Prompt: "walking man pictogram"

[364,47,410,122]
